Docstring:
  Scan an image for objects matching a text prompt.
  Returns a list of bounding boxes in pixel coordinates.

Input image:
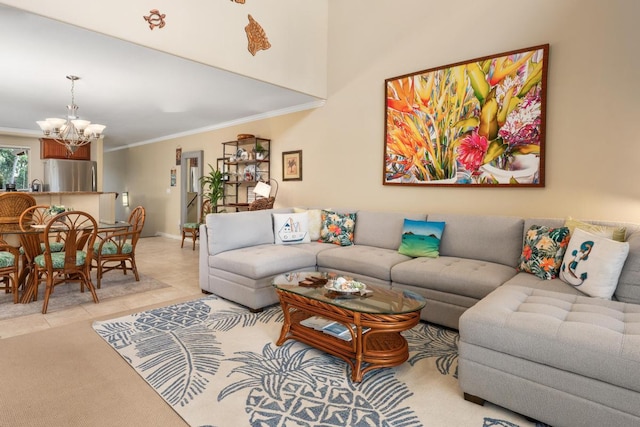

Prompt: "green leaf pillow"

[319,210,356,246]
[517,225,571,280]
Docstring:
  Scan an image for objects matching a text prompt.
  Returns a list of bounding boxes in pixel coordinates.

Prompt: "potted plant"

[199,164,227,211]
[254,142,268,160]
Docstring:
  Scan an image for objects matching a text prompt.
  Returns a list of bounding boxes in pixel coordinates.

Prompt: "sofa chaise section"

[199,209,316,310]
[458,285,640,427]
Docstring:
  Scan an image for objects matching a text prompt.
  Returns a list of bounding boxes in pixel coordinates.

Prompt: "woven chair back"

[0,192,36,233]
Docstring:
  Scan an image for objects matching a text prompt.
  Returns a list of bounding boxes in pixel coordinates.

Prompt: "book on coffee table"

[300,316,334,331]
[321,322,371,341]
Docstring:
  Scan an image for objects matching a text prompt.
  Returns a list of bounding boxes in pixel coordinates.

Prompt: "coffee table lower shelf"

[275,289,420,382]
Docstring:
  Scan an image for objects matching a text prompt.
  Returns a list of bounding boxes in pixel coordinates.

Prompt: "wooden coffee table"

[272,271,426,382]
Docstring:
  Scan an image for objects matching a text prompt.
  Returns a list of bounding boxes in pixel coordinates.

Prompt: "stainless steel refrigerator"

[43,159,97,192]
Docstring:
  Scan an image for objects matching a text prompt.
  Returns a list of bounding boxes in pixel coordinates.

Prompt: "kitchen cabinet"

[40,138,91,160]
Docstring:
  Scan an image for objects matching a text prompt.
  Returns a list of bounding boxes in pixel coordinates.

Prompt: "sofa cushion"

[517,225,571,280]
[616,231,640,304]
[503,272,585,296]
[391,256,517,300]
[293,208,322,240]
[427,213,524,267]
[564,216,626,242]
[459,285,640,394]
[354,211,426,250]
[559,228,629,299]
[398,220,445,258]
[207,210,275,255]
[209,244,316,279]
[273,212,310,244]
[317,245,411,282]
[319,210,356,246]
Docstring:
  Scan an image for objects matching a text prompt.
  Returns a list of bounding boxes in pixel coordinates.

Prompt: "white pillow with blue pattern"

[559,228,629,299]
[273,213,310,245]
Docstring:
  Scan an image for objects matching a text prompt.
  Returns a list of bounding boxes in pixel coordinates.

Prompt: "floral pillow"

[517,225,571,280]
[319,210,356,246]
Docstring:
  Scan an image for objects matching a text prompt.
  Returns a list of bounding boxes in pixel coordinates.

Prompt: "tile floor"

[0,236,203,340]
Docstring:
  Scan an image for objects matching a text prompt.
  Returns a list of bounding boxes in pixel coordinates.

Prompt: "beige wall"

[111,0,640,238]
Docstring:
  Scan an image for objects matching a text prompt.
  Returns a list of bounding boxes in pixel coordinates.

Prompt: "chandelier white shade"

[36,75,106,154]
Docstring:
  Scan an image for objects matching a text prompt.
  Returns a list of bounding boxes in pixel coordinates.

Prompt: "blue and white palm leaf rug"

[93,296,548,427]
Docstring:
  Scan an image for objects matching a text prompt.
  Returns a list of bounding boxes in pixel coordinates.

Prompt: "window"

[0,147,29,190]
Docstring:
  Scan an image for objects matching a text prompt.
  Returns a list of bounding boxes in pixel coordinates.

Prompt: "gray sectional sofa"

[199,208,640,427]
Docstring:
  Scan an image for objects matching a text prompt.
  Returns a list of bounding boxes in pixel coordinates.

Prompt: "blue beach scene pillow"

[398,219,445,258]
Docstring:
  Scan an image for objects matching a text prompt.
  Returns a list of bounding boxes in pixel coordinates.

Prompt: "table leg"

[19,264,37,303]
[276,300,291,346]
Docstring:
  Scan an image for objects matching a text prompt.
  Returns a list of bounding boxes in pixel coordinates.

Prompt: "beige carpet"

[0,273,169,320]
[0,297,195,427]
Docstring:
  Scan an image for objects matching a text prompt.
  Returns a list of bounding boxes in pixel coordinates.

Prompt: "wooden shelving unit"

[217,137,270,211]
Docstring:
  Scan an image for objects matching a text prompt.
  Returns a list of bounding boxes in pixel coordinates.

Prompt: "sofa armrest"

[199,223,210,290]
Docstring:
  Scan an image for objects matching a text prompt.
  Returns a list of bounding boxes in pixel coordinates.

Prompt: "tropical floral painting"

[384,44,548,186]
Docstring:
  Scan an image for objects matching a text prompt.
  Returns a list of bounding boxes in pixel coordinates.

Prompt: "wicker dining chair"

[33,210,99,314]
[0,192,36,245]
[181,199,211,250]
[0,238,20,303]
[92,206,146,288]
[18,205,66,302]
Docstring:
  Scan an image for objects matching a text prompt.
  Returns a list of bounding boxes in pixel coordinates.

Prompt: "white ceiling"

[0,4,323,151]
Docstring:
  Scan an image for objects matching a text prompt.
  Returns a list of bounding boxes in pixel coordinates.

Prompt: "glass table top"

[272,271,426,315]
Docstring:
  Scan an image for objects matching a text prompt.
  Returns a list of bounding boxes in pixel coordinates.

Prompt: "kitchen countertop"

[15,191,117,195]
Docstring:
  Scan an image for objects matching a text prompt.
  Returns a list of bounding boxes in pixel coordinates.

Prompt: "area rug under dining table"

[0,273,169,321]
[93,295,549,427]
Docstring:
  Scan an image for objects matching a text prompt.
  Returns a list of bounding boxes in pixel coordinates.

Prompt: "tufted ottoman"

[458,285,640,427]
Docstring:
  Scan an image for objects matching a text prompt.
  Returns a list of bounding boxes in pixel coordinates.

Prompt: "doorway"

[180,150,203,228]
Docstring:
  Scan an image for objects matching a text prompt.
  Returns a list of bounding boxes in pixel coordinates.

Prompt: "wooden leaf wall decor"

[231,0,246,3]
[245,14,271,56]
[143,9,166,30]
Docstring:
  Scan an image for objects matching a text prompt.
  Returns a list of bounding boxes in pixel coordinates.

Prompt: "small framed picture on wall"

[282,150,302,181]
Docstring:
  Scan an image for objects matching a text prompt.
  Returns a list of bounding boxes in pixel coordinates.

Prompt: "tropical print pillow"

[517,225,571,280]
[319,210,356,246]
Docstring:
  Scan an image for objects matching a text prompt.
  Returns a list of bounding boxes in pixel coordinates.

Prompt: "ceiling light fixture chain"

[36,75,106,155]
[68,74,78,119]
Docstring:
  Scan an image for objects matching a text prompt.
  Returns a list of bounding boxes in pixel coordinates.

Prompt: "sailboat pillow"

[273,213,311,245]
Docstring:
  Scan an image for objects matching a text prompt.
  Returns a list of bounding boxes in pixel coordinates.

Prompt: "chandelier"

[36,75,106,154]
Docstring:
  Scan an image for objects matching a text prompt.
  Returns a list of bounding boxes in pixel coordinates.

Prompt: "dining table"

[0,221,130,304]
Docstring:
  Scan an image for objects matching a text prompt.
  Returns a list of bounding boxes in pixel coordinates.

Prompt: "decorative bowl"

[324,277,367,293]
